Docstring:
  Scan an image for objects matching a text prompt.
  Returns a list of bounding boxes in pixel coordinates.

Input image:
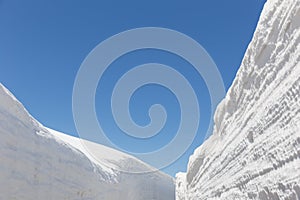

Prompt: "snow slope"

[176,0,300,199]
[0,83,175,199]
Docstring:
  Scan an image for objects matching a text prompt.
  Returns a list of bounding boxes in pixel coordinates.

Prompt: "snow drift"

[176,0,300,199]
[0,83,175,199]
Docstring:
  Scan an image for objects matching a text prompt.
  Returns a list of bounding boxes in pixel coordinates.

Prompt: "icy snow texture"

[0,84,175,199]
[176,0,300,199]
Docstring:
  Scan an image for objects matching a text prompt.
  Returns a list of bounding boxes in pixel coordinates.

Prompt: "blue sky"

[0,0,266,176]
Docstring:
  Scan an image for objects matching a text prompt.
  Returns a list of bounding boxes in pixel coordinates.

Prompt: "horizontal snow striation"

[177,0,300,199]
[0,83,175,200]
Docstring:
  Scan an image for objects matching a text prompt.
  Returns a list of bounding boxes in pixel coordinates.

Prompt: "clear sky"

[0,0,266,176]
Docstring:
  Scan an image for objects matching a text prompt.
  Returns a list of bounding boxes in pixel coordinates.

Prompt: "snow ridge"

[176,0,300,199]
[0,83,175,200]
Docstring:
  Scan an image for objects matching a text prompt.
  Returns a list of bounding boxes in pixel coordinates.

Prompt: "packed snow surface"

[176,0,300,199]
[0,83,175,199]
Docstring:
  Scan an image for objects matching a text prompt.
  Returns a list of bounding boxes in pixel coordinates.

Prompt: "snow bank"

[0,83,175,199]
[177,0,300,199]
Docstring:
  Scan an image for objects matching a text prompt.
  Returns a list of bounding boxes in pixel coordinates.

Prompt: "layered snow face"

[177,0,300,199]
[0,84,175,199]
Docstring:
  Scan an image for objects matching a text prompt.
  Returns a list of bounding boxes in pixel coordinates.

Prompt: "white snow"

[176,0,300,199]
[0,83,175,200]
